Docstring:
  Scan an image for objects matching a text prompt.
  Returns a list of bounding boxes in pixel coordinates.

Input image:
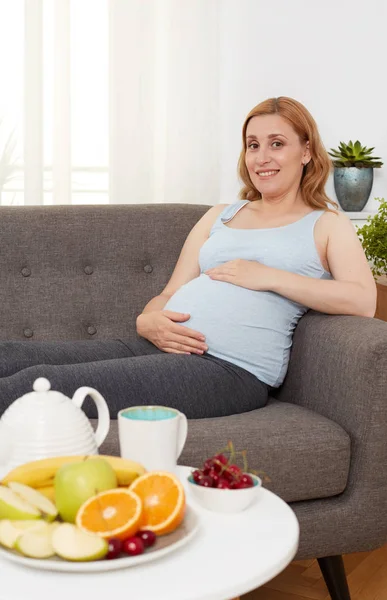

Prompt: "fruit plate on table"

[0,504,199,573]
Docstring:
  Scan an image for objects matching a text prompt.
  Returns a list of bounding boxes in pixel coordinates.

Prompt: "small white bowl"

[187,473,262,513]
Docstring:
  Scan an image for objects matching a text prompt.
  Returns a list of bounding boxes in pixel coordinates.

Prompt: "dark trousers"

[0,337,269,419]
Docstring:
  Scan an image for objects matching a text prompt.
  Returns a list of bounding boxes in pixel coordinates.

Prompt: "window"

[0,0,109,205]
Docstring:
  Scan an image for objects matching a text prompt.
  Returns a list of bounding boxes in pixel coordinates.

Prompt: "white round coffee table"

[0,466,299,600]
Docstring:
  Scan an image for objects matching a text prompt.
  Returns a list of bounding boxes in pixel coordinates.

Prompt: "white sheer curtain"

[0,0,220,206]
[109,0,220,205]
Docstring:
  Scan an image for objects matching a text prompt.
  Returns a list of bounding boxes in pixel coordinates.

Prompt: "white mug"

[118,405,188,473]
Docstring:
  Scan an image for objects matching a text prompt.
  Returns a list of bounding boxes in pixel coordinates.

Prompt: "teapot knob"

[33,378,51,393]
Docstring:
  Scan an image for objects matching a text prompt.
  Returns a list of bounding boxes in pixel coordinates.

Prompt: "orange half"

[76,488,142,540]
[130,471,186,535]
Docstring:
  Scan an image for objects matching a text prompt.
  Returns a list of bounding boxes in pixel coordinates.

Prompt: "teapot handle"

[71,387,110,449]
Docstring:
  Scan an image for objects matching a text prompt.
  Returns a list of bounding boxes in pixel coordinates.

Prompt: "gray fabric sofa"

[1,204,386,599]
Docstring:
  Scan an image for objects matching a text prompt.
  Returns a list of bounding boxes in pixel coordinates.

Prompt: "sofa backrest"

[0,204,209,340]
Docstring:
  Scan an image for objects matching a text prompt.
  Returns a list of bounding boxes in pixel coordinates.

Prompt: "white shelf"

[340,211,375,220]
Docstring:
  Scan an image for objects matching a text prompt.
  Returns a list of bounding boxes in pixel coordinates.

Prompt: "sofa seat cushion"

[94,398,351,503]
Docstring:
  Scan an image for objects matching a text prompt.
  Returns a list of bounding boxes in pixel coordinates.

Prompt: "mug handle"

[176,412,188,459]
[72,387,110,448]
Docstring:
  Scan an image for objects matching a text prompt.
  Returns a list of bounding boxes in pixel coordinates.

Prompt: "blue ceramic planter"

[333,167,373,212]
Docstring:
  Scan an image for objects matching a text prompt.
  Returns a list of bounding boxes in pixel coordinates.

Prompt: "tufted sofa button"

[23,328,33,338]
[143,264,153,273]
[87,326,97,335]
[84,265,94,275]
[21,267,31,277]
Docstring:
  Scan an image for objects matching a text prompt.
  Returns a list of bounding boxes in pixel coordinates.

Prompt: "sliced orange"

[76,488,142,541]
[129,471,186,535]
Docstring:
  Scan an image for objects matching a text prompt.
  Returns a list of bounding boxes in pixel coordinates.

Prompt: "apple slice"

[15,523,55,559]
[52,523,108,562]
[7,482,58,521]
[0,519,47,549]
[0,485,41,520]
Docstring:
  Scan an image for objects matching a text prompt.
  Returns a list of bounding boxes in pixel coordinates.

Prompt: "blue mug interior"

[121,406,177,421]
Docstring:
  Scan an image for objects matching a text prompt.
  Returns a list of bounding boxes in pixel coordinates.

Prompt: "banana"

[101,455,146,486]
[38,485,56,503]
[1,456,81,488]
[1,455,146,489]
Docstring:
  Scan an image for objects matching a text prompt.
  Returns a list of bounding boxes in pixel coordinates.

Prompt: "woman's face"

[245,114,310,199]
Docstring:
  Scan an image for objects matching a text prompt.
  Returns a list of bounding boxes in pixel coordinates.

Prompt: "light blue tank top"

[164,200,332,387]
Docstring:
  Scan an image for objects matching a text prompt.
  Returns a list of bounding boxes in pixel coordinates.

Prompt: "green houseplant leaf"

[356,198,387,278]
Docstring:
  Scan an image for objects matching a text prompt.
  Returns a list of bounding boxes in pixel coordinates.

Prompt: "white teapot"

[0,377,110,473]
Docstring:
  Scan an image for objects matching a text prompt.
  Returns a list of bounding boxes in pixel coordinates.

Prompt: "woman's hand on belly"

[136,310,208,355]
[205,259,275,291]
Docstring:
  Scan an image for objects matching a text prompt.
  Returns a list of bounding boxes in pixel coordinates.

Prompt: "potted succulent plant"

[356,198,387,321]
[328,140,383,211]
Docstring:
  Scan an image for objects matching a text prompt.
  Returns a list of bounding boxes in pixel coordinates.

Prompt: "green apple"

[52,523,108,561]
[0,519,47,549]
[7,482,58,522]
[0,485,41,521]
[15,522,56,559]
[54,457,117,523]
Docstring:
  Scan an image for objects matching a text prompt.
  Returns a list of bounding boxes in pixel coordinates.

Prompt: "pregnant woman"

[0,97,376,419]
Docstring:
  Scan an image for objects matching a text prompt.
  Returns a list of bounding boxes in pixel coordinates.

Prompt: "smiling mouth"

[256,170,280,178]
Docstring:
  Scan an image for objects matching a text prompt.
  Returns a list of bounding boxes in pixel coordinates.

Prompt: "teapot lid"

[17,377,68,405]
[33,377,52,393]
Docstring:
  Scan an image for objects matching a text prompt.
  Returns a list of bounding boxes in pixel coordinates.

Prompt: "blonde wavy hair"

[238,96,338,211]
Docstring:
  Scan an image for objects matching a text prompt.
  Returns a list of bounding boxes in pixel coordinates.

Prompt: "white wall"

[219,0,387,214]
[109,0,387,214]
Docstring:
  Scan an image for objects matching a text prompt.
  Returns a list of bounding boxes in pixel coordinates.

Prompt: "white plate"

[0,505,199,573]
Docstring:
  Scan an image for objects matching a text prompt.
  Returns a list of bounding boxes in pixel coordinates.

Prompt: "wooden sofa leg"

[317,555,351,600]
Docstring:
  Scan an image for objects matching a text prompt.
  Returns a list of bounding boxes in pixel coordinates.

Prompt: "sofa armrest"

[277,311,387,493]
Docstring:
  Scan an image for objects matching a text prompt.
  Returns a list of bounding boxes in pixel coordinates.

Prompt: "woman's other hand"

[205,259,274,291]
[136,310,208,355]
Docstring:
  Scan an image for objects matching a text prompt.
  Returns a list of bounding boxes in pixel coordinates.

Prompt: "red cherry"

[192,469,206,484]
[240,473,255,487]
[198,475,213,487]
[216,477,231,489]
[210,454,228,473]
[224,464,242,482]
[213,453,228,466]
[208,469,220,486]
[229,480,240,489]
[106,538,123,559]
[228,464,243,476]
[234,481,251,489]
[222,470,233,481]
[137,530,157,548]
[123,537,145,556]
[203,459,215,474]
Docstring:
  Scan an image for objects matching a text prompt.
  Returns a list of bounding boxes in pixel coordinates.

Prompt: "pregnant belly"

[163,274,307,386]
[163,274,289,355]
[164,275,236,329]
